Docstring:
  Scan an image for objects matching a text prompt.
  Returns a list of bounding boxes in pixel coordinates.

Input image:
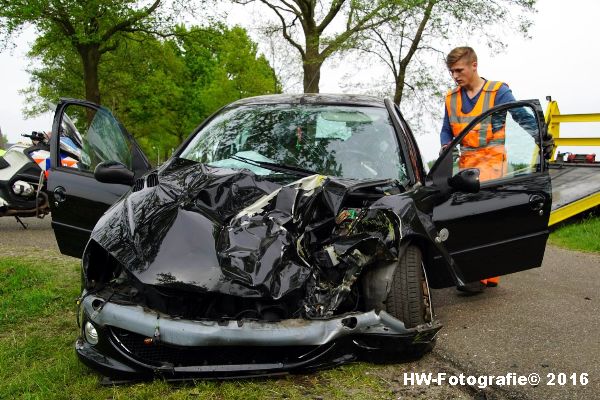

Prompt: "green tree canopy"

[0,0,179,104]
[25,25,281,157]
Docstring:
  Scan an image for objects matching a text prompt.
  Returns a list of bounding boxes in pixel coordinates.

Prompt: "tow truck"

[546,97,600,225]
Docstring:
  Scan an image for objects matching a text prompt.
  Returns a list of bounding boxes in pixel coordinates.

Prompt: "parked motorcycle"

[0,131,51,226]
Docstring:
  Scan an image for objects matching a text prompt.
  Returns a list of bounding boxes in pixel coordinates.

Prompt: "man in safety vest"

[440,46,514,293]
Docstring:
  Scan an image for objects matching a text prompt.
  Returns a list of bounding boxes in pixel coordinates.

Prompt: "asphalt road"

[1,216,598,399]
[0,215,58,255]
[431,246,600,399]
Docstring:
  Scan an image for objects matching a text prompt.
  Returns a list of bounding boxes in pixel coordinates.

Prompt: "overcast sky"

[1,0,599,162]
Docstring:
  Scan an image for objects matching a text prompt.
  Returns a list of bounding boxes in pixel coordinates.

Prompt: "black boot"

[456,281,486,294]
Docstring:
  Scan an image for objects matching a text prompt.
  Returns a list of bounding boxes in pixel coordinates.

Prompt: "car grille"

[132,173,159,192]
[110,326,319,367]
[146,173,159,187]
[132,178,144,192]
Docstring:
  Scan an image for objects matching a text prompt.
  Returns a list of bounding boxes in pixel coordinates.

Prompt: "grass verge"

[549,212,600,253]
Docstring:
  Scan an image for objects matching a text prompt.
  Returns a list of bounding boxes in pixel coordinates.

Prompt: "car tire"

[385,244,429,329]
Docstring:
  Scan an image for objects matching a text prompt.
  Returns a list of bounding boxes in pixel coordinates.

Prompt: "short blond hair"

[446,47,477,68]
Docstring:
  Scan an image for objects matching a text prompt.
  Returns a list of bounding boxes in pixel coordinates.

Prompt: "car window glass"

[452,105,540,182]
[180,104,408,182]
[59,105,133,172]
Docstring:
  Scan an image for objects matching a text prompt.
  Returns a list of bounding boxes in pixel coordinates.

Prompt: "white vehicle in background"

[0,130,80,227]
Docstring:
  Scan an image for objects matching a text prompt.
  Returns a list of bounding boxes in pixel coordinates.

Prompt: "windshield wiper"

[230,155,318,177]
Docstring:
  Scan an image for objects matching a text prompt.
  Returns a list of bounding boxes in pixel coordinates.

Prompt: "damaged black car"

[46,94,552,380]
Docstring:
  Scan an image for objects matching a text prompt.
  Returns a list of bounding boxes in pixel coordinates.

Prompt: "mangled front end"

[77,161,441,379]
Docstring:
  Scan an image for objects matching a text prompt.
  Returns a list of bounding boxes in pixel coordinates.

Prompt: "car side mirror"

[448,168,480,193]
[94,160,134,186]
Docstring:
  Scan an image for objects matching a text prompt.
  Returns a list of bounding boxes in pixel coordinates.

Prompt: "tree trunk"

[393,78,404,105]
[303,60,322,93]
[79,45,102,104]
[303,34,322,93]
[394,68,407,105]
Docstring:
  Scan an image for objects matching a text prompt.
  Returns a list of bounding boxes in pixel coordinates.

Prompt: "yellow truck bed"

[546,99,600,226]
[549,164,600,225]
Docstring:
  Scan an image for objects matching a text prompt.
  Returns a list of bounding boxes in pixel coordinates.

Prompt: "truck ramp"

[549,164,600,225]
[546,99,600,226]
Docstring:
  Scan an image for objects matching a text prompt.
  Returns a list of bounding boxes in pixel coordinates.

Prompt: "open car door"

[427,100,551,285]
[48,99,151,258]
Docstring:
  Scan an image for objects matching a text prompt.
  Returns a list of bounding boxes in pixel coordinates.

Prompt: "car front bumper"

[77,292,441,380]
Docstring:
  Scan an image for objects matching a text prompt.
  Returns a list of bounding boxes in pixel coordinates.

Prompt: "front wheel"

[384,245,432,329]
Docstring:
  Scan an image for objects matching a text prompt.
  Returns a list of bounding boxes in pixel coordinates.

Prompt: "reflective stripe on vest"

[446,80,505,148]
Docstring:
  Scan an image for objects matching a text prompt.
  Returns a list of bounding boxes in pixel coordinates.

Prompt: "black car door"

[48,99,151,258]
[428,100,551,283]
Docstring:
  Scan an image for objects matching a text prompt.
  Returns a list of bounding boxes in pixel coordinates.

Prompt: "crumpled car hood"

[89,158,440,316]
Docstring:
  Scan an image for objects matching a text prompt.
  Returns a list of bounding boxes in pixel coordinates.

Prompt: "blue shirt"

[440,81,515,145]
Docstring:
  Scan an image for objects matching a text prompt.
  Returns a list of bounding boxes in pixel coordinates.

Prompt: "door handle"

[53,186,67,204]
[529,194,545,212]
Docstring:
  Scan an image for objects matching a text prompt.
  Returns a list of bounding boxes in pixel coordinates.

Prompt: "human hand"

[541,134,555,160]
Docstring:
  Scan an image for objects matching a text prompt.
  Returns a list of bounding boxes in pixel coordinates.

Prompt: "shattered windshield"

[180,104,408,182]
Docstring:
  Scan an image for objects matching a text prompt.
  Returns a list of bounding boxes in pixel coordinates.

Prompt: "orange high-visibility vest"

[445,80,506,148]
[445,80,508,181]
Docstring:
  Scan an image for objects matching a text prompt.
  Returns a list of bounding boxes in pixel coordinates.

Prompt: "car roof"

[224,93,385,109]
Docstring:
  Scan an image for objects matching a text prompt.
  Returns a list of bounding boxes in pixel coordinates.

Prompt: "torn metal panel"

[87,159,414,317]
[368,191,467,287]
